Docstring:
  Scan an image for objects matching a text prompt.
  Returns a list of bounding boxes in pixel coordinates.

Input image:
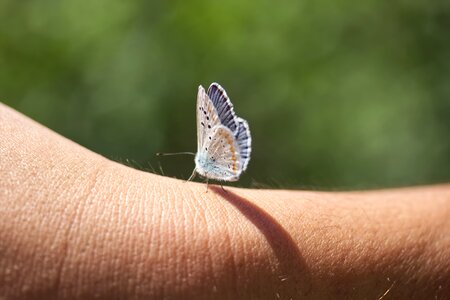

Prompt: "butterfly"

[189,82,251,183]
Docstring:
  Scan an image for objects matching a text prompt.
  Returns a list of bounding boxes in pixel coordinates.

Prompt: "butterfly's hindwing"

[235,117,251,171]
[195,125,242,181]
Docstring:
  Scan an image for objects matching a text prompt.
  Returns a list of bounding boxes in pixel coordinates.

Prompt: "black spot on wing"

[207,83,238,132]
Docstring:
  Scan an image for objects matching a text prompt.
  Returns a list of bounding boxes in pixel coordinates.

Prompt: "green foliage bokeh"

[1,0,449,189]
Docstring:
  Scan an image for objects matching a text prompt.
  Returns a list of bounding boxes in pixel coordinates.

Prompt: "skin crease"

[0,102,449,299]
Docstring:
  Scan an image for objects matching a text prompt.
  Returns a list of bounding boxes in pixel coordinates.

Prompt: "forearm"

[1,103,449,299]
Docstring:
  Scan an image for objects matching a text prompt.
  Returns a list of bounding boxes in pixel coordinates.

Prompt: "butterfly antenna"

[156,152,195,156]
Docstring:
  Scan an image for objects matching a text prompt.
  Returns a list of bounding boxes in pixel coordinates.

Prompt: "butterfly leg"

[220,184,228,194]
[205,178,209,193]
[187,168,196,182]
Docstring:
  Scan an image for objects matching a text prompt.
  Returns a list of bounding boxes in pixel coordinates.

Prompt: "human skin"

[0,102,449,299]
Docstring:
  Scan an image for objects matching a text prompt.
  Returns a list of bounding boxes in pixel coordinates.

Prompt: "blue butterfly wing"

[235,117,251,172]
[207,83,238,133]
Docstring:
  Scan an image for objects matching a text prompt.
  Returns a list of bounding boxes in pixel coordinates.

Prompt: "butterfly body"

[194,83,251,182]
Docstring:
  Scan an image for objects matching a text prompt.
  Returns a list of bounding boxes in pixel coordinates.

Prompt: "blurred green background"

[1,0,449,189]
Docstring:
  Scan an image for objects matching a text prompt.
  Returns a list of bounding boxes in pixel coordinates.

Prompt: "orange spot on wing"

[222,129,238,173]
[229,143,237,171]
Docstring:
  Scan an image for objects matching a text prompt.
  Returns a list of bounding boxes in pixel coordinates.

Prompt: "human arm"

[1,103,449,299]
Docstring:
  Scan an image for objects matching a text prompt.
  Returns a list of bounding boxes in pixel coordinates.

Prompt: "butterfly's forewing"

[207,83,238,133]
[196,125,242,181]
[196,86,221,152]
